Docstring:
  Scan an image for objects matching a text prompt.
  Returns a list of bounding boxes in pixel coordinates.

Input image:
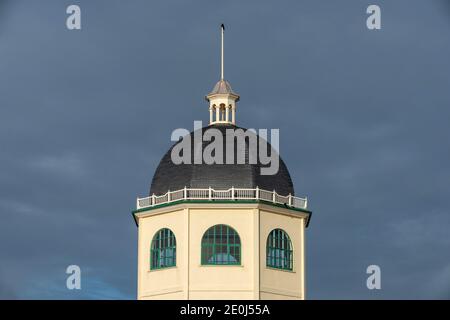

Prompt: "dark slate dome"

[150,124,295,196]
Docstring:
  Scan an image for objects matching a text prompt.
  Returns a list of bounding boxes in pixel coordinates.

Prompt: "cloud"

[389,213,450,249]
[21,275,132,300]
[29,153,88,179]
[426,265,450,299]
[0,0,449,299]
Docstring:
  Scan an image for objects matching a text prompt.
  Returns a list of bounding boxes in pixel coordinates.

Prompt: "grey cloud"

[0,0,449,299]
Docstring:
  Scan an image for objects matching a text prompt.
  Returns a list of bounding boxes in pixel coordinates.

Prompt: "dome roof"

[149,124,294,196]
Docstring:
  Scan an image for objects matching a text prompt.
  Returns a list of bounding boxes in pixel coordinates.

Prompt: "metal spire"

[221,24,225,80]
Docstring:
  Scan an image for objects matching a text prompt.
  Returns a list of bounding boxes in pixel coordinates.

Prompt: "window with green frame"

[201,224,241,265]
[150,228,176,270]
[266,228,293,270]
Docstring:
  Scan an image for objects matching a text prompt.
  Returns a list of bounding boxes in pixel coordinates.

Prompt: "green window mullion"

[238,241,241,265]
[212,226,216,264]
[226,226,229,264]
[156,248,160,268]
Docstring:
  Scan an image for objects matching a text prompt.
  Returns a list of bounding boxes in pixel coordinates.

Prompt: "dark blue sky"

[1,0,450,299]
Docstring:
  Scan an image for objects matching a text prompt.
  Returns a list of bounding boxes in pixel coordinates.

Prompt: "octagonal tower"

[132,25,311,300]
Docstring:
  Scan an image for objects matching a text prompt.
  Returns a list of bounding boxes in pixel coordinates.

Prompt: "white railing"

[136,187,308,210]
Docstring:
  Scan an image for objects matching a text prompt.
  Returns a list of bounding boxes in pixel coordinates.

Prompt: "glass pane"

[202,225,241,265]
[151,228,176,269]
[266,229,292,270]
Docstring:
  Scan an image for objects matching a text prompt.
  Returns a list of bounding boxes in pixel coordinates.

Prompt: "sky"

[0,0,450,299]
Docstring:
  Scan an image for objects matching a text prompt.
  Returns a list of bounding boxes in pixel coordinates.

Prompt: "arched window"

[266,229,293,270]
[201,224,241,265]
[150,228,176,270]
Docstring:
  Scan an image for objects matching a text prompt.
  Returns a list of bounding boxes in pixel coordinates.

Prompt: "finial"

[206,24,239,125]
[221,24,225,80]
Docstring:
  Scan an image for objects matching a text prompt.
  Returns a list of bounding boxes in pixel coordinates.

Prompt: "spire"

[206,24,240,125]
[221,23,224,80]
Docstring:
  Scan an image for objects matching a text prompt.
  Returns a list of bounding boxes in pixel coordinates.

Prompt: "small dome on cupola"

[207,79,240,98]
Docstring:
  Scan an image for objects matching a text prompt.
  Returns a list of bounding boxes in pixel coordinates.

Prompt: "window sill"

[265,266,295,273]
[148,266,177,273]
[199,264,244,267]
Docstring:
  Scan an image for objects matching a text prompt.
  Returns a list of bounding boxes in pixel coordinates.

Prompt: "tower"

[132,25,312,300]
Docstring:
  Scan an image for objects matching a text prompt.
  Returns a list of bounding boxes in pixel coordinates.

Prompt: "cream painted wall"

[259,209,305,300]
[135,203,307,300]
[187,207,255,299]
[137,208,185,300]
